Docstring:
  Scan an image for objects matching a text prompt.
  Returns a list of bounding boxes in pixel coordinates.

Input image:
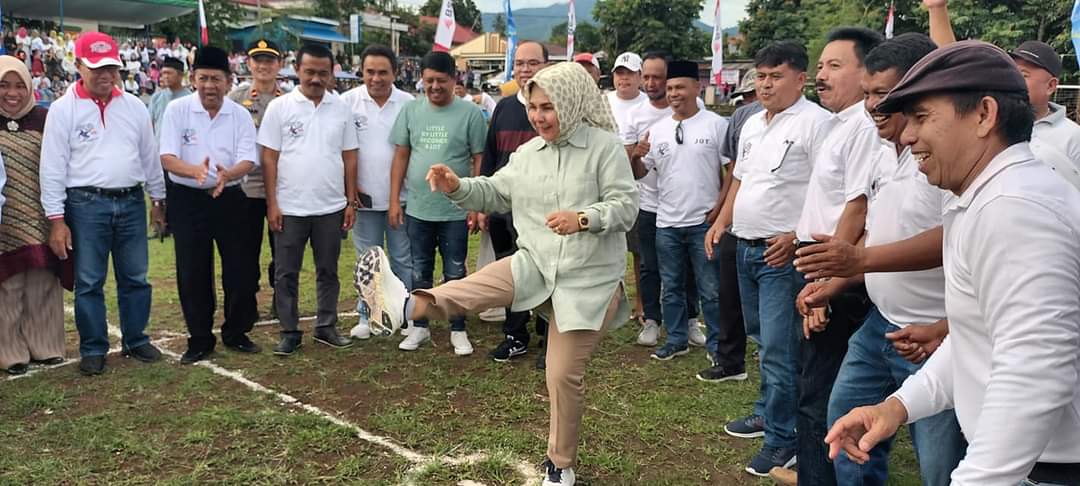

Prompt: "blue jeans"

[352,210,413,292]
[65,188,152,357]
[638,210,698,324]
[406,215,467,331]
[828,307,966,486]
[656,223,721,355]
[736,239,802,449]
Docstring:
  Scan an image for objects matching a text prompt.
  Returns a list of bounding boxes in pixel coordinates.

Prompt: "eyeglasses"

[675,121,684,145]
[513,60,544,68]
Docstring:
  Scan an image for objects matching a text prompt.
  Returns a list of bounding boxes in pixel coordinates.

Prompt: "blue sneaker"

[650,343,690,361]
[745,445,796,477]
[724,414,765,438]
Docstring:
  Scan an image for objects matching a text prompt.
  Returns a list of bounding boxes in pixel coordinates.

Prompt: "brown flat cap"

[877,40,1027,114]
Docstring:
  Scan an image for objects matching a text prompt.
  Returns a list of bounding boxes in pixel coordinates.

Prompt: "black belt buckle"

[72,184,142,198]
[796,239,820,250]
[1029,462,1080,486]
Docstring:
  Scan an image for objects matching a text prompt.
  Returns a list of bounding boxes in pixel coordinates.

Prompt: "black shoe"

[273,334,303,355]
[223,336,262,354]
[32,356,66,366]
[122,343,162,363]
[696,364,749,383]
[313,327,353,348]
[746,445,797,477]
[489,336,527,362]
[535,340,547,370]
[78,356,106,376]
[724,414,766,439]
[180,348,214,365]
[4,362,29,375]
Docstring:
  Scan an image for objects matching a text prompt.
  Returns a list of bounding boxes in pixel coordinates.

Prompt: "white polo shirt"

[341,85,414,211]
[731,96,833,239]
[1030,102,1080,191]
[258,88,360,217]
[621,98,707,213]
[863,143,947,327]
[795,102,878,242]
[158,95,258,190]
[642,109,729,228]
[892,143,1080,484]
[39,83,166,218]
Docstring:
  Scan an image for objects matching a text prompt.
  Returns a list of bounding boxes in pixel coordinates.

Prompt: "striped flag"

[198,0,209,46]
[433,0,456,52]
[884,1,895,39]
[503,0,517,82]
[710,0,723,85]
[566,0,576,60]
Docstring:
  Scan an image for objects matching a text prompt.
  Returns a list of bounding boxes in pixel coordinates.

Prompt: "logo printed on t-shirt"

[287,121,304,137]
[181,128,197,145]
[419,125,448,151]
[353,115,368,131]
[76,123,98,142]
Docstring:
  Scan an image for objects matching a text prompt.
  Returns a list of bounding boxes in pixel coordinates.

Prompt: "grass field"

[0,230,922,485]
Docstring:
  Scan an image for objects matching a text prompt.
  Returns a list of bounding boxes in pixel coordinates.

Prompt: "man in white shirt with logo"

[159,46,259,364]
[826,40,1080,486]
[259,44,359,356]
[713,41,833,476]
[623,53,714,353]
[40,32,167,376]
[341,45,414,339]
[637,60,736,375]
[788,27,883,485]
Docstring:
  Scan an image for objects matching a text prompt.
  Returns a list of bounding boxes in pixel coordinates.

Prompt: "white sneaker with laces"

[354,247,408,336]
[542,464,575,486]
[450,331,473,356]
[398,326,430,351]
[350,319,371,339]
[637,319,660,346]
[688,318,706,347]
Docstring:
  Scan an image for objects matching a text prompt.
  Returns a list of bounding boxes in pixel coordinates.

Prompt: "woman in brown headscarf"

[0,55,70,375]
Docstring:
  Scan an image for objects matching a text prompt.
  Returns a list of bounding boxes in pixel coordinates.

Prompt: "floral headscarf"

[523,62,617,144]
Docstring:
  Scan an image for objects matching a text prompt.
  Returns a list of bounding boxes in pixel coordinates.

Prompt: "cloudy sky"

[397,0,750,28]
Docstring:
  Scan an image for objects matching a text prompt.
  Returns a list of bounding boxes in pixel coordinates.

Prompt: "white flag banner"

[710,0,723,85]
[885,2,895,39]
[567,0,577,59]
[434,0,456,52]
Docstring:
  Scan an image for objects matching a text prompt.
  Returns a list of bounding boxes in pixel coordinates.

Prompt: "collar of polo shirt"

[947,143,1032,211]
[74,80,122,102]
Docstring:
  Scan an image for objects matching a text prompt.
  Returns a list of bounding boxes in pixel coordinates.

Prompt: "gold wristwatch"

[576,211,590,231]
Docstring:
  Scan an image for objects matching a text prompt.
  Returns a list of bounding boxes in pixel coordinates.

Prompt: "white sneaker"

[688,319,706,347]
[354,247,408,336]
[637,319,660,346]
[450,331,473,356]
[350,319,371,340]
[542,460,575,486]
[401,320,413,336]
[398,326,430,351]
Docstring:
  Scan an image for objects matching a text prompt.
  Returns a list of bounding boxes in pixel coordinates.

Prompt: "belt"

[733,233,770,247]
[69,184,142,197]
[1029,462,1080,485]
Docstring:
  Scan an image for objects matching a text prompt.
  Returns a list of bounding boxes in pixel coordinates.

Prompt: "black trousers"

[797,282,871,486]
[168,184,259,351]
[714,232,747,369]
[243,197,277,290]
[488,214,547,346]
[274,211,343,335]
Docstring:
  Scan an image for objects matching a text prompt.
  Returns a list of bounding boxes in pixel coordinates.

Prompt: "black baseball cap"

[247,39,281,59]
[1009,40,1062,78]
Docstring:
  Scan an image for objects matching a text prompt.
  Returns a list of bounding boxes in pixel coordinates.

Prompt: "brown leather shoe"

[769,466,797,486]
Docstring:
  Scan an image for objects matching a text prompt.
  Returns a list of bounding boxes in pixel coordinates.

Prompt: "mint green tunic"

[448,125,639,333]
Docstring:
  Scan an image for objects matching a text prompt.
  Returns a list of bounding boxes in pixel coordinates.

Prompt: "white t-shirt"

[606,90,648,133]
[795,102,879,241]
[258,89,360,217]
[642,109,729,228]
[158,95,258,189]
[621,98,707,213]
[864,143,946,328]
[731,96,833,239]
[341,85,414,211]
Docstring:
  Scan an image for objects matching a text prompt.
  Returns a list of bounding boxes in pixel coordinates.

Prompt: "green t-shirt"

[390,97,487,221]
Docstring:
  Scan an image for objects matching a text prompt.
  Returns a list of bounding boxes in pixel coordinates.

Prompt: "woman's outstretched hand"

[426,164,460,193]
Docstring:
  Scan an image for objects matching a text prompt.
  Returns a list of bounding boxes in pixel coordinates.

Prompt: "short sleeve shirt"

[642,109,729,228]
[390,97,487,222]
[158,95,258,189]
[257,89,359,217]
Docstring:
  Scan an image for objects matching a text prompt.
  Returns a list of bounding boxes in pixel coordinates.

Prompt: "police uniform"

[228,39,284,294]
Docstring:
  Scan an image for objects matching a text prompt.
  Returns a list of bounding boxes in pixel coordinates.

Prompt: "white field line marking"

[101,323,539,485]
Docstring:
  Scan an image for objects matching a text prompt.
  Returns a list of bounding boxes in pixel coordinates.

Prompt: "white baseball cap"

[612,52,642,73]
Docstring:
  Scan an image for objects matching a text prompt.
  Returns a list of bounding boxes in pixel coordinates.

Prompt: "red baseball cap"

[573,53,600,71]
[75,32,122,69]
